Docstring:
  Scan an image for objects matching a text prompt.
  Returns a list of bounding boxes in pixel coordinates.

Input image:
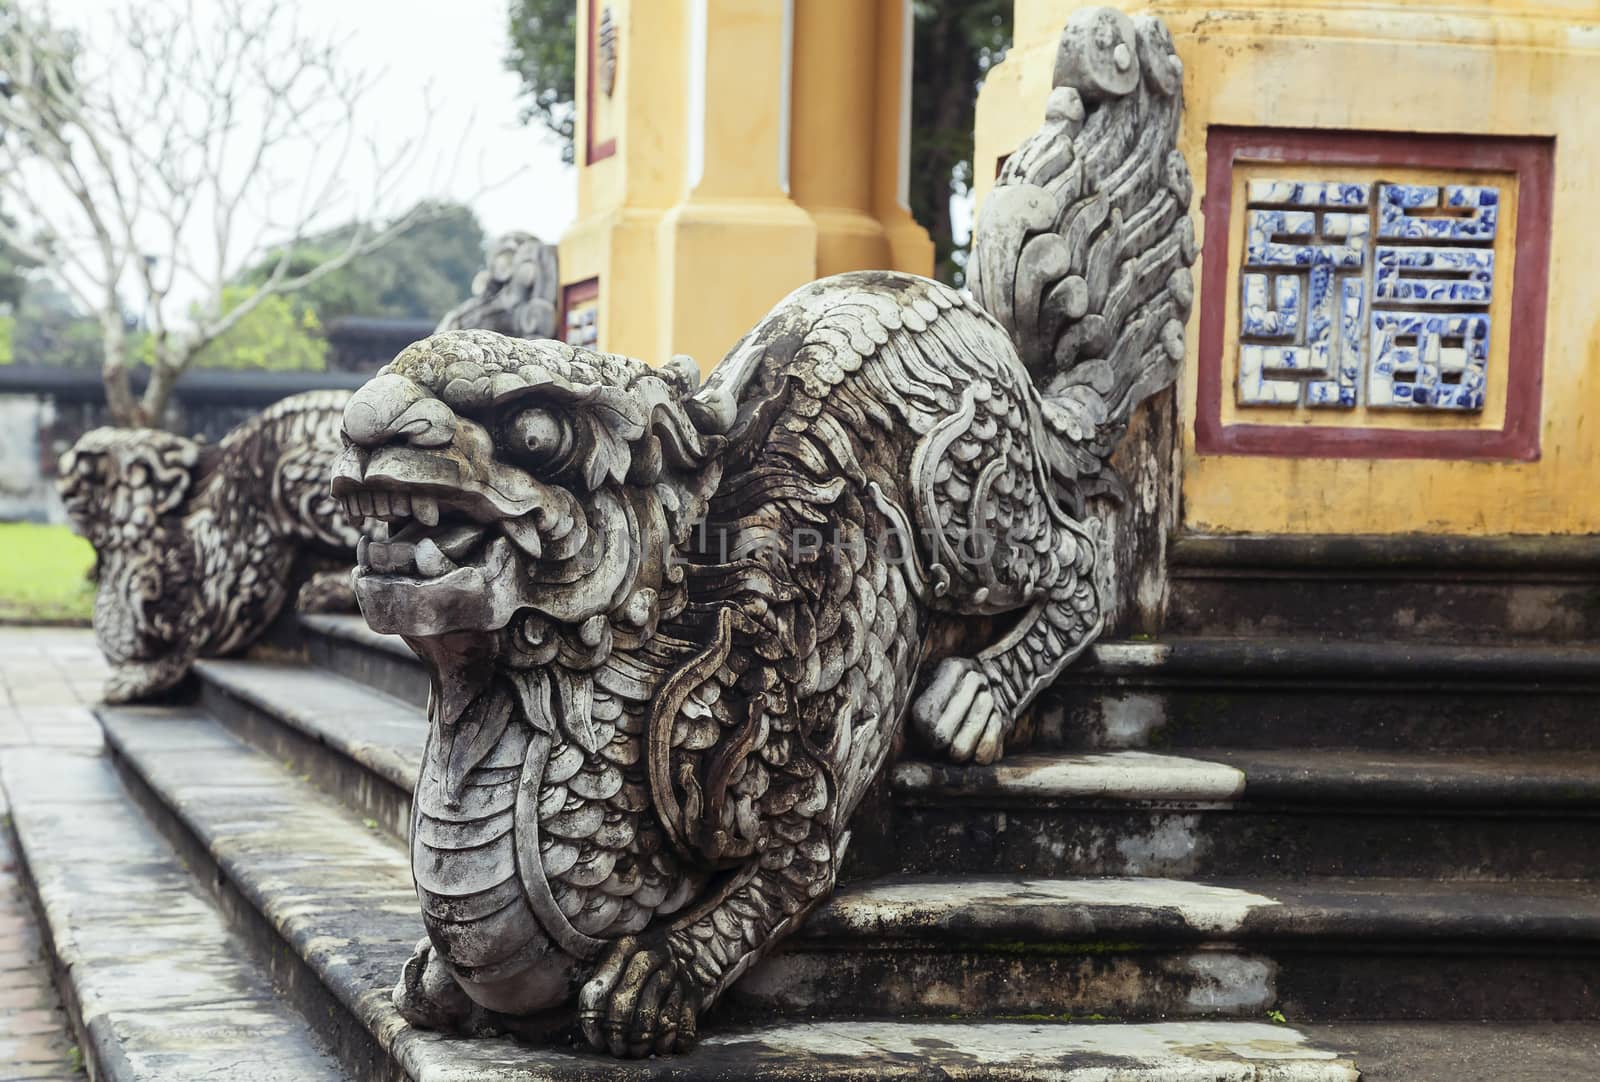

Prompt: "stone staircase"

[9,611,1600,1078]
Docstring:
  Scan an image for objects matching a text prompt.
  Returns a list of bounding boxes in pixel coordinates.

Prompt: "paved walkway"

[0,626,103,1080]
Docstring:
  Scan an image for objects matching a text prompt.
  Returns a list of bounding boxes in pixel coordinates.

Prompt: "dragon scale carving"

[337,8,1193,1057]
[61,391,362,701]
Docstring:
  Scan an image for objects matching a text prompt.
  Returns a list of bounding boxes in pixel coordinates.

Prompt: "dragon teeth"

[414,497,440,527]
[414,538,455,578]
[501,514,542,559]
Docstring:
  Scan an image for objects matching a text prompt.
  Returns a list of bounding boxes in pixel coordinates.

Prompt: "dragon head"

[58,427,205,700]
[335,331,725,669]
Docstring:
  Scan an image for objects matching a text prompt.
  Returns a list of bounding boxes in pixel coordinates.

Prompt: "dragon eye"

[508,407,573,465]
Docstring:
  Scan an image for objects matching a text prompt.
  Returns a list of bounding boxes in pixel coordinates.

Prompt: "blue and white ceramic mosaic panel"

[1236,179,1499,412]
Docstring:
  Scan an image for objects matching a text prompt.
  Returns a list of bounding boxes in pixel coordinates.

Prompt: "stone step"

[299,617,428,710]
[884,748,1600,879]
[747,875,1600,1024]
[89,703,1359,1080]
[100,705,1600,1026]
[300,615,1600,753]
[1037,637,1600,753]
[198,658,1600,883]
[299,613,428,709]
[0,746,351,1082]
[194,657,421,838]
[1165,534,1600,647]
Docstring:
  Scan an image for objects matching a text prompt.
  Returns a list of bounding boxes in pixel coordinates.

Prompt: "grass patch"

[0,522,96,625]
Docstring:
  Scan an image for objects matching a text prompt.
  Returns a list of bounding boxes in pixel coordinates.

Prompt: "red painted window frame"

[585,1,617,165]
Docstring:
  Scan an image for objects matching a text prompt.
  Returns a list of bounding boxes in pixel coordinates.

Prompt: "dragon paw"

[394,937,477,1033]
[578,935,702,1058]
[911,657,1012,765]
[296,569,358,614]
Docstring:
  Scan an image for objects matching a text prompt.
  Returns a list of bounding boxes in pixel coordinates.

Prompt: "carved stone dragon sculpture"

[335,7,1193,1058]
[60,391,362,702]
[436,232,560,341]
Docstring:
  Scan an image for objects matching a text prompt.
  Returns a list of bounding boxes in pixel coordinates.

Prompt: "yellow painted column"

[976,0,1600,537]
[560,0,931,375]
[655,0,817,368]
[789,0,933,279]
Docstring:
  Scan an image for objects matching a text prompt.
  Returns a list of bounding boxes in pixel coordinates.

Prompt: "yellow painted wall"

[976,0,1600,536]
[562,0,932,376]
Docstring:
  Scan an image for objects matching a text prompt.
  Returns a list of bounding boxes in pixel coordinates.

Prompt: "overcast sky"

[36,0,577,307]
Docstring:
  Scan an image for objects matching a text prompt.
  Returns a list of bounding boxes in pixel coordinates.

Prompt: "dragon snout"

[343,375,459,450]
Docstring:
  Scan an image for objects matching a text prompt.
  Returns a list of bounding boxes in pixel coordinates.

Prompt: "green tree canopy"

[500,0,1011,284]
[185,287,327,371]
[8,277,101,368]
[0,204,36,311]
[236,201,487,325]
[910,0,1011,285]
[506,0,578,164]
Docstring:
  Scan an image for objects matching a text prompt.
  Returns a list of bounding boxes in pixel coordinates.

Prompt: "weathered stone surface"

[91,704,1358,1080]
[1306,1022,1600,1082]
[0,747,350,1081]
[301,613,431,708]
[436,233,559,341]
[58,392,361,702]
[196,657,423,839]
[889,747,1600,879]
[1037,636,1600,752]
[333,5,1196,1056]
[192,643,1600,885]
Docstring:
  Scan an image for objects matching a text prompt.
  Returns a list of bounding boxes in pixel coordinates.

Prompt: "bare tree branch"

[0,0,485,427]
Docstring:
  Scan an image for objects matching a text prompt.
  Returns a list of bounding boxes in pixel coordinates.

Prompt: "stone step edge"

[0,746,352,1082]
[103,701,1600,958]
[199,658,1600,837]
[805,875,1600,948]
[93,705,1357,1081]
[194,659,419,794]
[298,613,1600,688]
[893,750,1600,810]
[195,658,419,839]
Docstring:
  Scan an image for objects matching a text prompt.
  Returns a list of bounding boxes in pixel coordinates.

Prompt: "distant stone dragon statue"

[436,232,560,341]
[334,8,1194,1058]
[60,392,362,702]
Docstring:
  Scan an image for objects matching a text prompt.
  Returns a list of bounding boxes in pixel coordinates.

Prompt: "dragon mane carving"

[436,232,560,341]
[60,391,362,702]
[336,8,1193,1058]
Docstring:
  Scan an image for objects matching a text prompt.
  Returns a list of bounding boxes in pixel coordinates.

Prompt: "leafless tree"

[0,0,468,427]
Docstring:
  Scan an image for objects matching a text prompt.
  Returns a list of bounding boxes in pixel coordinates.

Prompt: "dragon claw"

[912,657,1011,765]
[579,936,701,1058]
[394,937,477,1033]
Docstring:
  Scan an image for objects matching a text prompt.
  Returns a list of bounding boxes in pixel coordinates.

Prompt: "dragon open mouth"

[339,483,538,588]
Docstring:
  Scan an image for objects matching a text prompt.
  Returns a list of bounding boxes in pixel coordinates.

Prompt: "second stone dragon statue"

[60,392,362,702]
[334,7,1195,1059]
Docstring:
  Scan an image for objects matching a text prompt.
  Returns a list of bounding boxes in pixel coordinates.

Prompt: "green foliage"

[0,523,96,625]
[10,278,101,368]
[236,202,486,325]
[187,287,327,371]
[911,0,1012,285]
[506,0,578,164]
[0,200,38,311]
[0,315,12,364]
